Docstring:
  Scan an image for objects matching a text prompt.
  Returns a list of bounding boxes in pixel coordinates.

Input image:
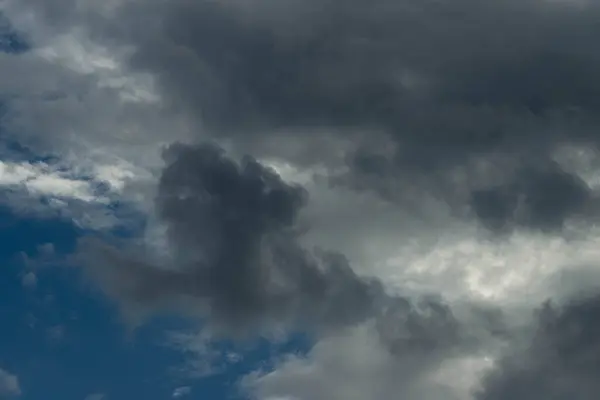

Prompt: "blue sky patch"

[0,15,28,54]
[0,185,310,400]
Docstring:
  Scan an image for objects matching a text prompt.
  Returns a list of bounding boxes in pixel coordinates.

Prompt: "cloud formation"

[4,1,600,399]
[476,294,600,400]
[79,143,386,334]
[77,142,512,400]
[6,0,599,231]
[243,322,491,400]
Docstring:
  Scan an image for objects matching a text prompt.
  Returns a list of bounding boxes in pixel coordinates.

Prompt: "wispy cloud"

[83,393,105,400]
[0,368,20,398]
[172,386,191,398]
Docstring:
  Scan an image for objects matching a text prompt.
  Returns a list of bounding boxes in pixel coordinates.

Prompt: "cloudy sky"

[2,0,600,399]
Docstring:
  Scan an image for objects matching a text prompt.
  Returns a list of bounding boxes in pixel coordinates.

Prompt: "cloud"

[0,368,20,398]
[21,271,36,288]
[476,294,600,400]
[4,0,600,233]
[172,386,191,398]
[244,290,600,400]
[468,160,595,232]
[243,321,494,400]
[71,142,600,400]
[5,0,592,233]
[75,142,515,400]
[78,143,387,334]
[0,158,147,229]
[5,1,600,399]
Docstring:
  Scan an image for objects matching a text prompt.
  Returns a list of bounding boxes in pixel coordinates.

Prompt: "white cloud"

[0,156,153,229]
[375,225,600,306]
[0,162,37,184]
[0,368,20,397]
[0,160,98,202]
[0,2,190,231]
[25,174,96,202]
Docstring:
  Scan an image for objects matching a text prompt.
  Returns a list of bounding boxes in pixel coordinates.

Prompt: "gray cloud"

[476,294,600,400]
[79,143,386,334]
[469,160,594,232]
[243,306,500,400]
[78,142,504,365]
[5,0,600,231]
[6,1,600,398]
[104,0,600,129]
[61,0,599,231]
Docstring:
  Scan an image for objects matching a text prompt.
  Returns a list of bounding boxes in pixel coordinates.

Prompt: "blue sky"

[0,25,311,400]
[0,198,309,400]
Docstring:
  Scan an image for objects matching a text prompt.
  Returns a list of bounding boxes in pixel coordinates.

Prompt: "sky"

[2,0,600,399]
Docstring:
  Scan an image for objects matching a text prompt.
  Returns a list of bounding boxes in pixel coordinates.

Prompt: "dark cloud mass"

[78,0,600,230]
[79,142,491,363]
[113,0,600,128]
[80,143,386,333]
[470,161,594,232]
[7,0,600,229]
[477,294,600,400]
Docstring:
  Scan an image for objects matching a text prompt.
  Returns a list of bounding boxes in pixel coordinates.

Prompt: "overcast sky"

[2,0,600,399]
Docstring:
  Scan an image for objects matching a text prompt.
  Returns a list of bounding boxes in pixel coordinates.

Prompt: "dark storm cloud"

[79,142,384,333]
[110,0,600,117]
[6,0,600,229]
[100,0,600,144]
[78,142,496,352]
[470,161,594,232]
[476,294,600,400]
[60,0,599,230]
[376,296,462,356]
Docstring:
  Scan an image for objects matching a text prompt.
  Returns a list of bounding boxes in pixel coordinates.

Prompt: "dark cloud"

[376,296,463,357]
[62,0,600,230]
[109,0,600,122]
[470,161,594,232]
[79,143,385,333]
[476,294,600,400]
[78,141,504,358]
[98,0,600,147]
[6,0,600,230]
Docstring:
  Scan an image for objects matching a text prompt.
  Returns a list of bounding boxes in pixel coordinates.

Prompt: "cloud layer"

[4,0,600,399]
